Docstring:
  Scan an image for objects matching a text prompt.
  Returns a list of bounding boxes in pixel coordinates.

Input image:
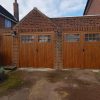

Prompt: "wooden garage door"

[84,33,100,69]
[63,33,84,68]
[63,33,100,69]
[19,34,54,68]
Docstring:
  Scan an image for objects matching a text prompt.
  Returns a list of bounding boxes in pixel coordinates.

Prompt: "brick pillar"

[12,36,19,67]
[54,31,63,70]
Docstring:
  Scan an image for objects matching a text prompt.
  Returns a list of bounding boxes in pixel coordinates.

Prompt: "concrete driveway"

[0,69,100,100]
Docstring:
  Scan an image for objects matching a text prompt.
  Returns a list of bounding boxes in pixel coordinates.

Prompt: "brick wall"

[85,0,100,15]
[51,16,100,32]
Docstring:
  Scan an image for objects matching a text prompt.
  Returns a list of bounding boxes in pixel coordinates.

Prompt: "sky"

[0,0,87,20]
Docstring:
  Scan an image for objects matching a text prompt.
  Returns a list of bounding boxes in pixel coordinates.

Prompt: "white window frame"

[64,34,80,42]
[5,19,11,28]
[85,34,100,42]
[38,35,51,43]
[21,35,36,43]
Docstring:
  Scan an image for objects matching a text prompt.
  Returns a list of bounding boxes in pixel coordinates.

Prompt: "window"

[5,19,11,28]
[85,34,100,42]
[38,35,51,43]
[21,35,35,43]
[64,34,80,42]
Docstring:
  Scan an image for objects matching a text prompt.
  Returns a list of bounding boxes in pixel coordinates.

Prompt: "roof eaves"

[0,12,17,23]
[83,0,92,15]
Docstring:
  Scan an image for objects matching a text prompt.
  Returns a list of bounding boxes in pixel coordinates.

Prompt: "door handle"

[83,49,85,52]
[36,49,38,52]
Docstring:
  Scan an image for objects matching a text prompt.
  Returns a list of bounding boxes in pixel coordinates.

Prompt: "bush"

[0,67,6,82]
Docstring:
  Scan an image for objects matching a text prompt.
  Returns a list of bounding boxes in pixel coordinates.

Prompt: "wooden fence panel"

[0,35,12,66]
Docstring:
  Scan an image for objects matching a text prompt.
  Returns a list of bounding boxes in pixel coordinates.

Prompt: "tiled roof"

[14,8,56,32]
[14,7,100,32]
[51,15,100,31]
[0,5,17,22]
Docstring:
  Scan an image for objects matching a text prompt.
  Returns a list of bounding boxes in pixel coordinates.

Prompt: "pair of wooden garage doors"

[19,33,100,69]
[19,34,54,68]
[63,33,100,69]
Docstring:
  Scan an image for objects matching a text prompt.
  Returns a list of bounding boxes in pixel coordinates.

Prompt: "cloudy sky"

[0,0,87,20]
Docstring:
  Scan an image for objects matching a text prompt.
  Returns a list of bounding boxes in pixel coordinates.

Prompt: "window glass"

[21,35,35,43]
[64,34,80,42]
[5,19,11,28]
[85,34,100,42]
[38,35,51,43]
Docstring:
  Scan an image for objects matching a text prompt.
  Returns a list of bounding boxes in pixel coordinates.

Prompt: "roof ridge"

[33,8,57,28]
[33,7,48,18]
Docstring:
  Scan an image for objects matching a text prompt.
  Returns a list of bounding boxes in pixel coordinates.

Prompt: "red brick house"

[1,0,100,69]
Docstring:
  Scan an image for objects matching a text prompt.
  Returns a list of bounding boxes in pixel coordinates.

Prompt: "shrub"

[0,67,6,82]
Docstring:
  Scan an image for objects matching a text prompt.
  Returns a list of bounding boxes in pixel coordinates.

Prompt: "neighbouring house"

[0,0,18,66]
[0,4,18,29]
[0,0,100,69]
[84,0,100,15]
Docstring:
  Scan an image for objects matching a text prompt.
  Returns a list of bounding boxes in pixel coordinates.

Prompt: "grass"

[0,71,24,96]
